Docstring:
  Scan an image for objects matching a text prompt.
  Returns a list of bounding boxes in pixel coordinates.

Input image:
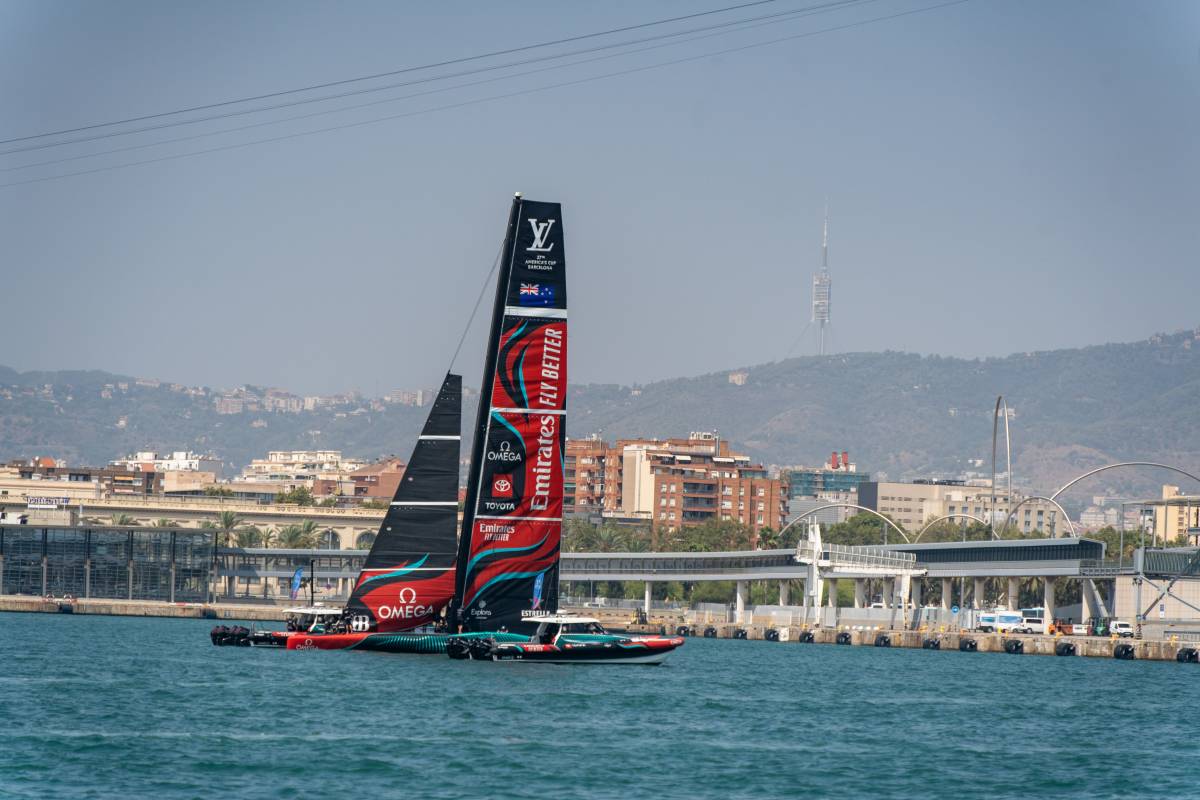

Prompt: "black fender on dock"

[702,626,717,638]
[959,637,978,652]
[1055,641,1077,657]
[764,628,780,642]
[799,630,816,643]
[1176,647,1199,663]
[835,631,853,645]
[874,633,891,648]
[1003,639,1024,654]
[675,625,691,637]
[732,628,748,640]
[1113,643,1136,660]
[922,637,941,650]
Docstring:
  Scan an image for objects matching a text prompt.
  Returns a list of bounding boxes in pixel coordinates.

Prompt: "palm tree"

[234,526,265,548]
[208,510,243,548]
[110,513,139,526]
[276,522,317,549]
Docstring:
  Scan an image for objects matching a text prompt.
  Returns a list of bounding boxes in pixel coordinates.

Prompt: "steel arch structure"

[1000,495,1077,538]
[913,513,989,542]
[1049,462,1200,502]
[780,503,911,544]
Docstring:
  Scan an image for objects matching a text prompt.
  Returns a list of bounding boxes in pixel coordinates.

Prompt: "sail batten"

[453,196,567,633]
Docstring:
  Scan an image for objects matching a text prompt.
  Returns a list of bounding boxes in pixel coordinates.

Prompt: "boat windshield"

[560,622,606,635]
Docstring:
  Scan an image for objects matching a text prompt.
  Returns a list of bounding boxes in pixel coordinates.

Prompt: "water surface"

[1,614,1195,799]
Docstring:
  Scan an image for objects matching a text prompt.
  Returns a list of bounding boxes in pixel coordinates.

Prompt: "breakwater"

[0,594,283,621]
[661,622,1197,662]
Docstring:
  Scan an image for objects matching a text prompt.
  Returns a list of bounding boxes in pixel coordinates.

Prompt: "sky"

[1,0,1197,395]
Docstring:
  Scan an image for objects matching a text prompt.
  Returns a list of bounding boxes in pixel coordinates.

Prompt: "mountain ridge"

[1,327,1198,502]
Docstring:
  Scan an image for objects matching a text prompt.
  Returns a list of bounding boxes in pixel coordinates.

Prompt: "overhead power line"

[0,0,869,158]
[0,0,786,146]
[2,0,878,173]
[0,0,973,190]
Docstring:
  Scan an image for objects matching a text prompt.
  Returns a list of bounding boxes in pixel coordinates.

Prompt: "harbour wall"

[0,594,284,621]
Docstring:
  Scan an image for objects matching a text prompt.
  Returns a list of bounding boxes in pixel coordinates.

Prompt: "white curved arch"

[1001,495,1077,538]
[779,503,910,544]
[914,513,989,542]
[1049,462,1200,502]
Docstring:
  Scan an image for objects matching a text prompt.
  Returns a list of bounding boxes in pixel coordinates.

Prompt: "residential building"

[0,457,164,501]
[346,458,407,500]
[238,450,366,484]
[859,478,1066,535]
[780,451,872,526]
[1151,485,1200,543]
[564,432,789,534]
[110,450,221,474]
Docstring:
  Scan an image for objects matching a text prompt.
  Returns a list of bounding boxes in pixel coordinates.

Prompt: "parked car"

[1110,620,1135,638]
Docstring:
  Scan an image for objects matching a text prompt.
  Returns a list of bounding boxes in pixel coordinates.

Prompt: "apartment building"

[564,432,789,532]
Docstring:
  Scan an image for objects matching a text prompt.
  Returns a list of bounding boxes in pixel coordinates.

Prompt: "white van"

[1016,607,1047,634]
[978,610,1025,633]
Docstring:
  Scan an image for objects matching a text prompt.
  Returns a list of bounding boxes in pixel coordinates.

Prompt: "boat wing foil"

[455,197,567,633]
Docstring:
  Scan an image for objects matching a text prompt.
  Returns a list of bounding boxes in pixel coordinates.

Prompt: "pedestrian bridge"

[562,543,920,582]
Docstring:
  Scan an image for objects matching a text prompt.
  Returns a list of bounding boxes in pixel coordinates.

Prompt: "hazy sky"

[1,0,1196,395]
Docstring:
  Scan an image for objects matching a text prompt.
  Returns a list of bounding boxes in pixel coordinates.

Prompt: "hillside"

[1,328,1198,501]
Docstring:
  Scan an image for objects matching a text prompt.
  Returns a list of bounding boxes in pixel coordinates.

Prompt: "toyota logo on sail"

[376,586,432,621]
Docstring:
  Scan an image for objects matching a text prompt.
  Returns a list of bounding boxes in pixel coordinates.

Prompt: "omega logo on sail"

[375,586,432,621]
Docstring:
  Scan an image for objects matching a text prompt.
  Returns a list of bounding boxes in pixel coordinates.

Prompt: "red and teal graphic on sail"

[461,518,559,624]
[475,410,565,519]
[493,316,566,412]
[347,557,456,632]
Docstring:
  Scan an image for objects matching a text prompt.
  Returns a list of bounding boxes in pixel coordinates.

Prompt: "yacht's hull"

[484,636,685,665]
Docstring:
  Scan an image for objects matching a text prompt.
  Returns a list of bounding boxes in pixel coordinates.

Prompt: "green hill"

[1,327,1197,501]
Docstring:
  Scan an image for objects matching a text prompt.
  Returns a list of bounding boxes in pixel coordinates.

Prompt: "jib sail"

[454,195,567,632]
[344,373,461,633]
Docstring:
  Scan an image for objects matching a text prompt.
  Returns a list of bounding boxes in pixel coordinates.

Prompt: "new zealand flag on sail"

[518,283,556,307]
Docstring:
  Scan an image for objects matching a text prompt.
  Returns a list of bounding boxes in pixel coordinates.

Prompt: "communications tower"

[811,206,832,356]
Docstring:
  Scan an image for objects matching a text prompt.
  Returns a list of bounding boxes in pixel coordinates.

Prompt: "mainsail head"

[344,373,461,633]
[454,196,567,633]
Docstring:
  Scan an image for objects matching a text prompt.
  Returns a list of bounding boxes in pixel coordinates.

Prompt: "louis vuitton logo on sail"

[526,218,556,252]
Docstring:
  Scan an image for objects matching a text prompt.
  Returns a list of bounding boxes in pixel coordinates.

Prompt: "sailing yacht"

[210,194,682,663]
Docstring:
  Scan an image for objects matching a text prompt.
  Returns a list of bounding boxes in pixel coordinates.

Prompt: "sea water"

[1,613,1197,799]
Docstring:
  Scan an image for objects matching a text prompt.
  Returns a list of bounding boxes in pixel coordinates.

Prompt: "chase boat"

[446,615,684,664]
